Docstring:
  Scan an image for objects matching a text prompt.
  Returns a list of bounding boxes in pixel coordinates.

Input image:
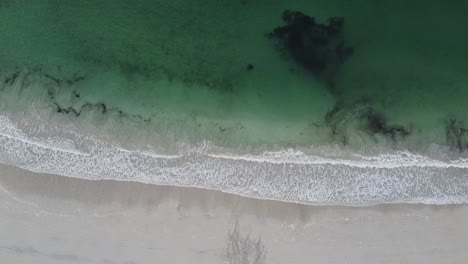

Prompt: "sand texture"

[1,164,467,264]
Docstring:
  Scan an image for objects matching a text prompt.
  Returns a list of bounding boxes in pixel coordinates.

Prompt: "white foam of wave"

[204,149,468,169]
[0,116,90,157]
[112,146,181,160]
[1,114,468,206]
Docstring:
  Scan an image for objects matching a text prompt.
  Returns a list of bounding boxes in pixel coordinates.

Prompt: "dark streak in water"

[46,81,151,123]
[44,73,85,87]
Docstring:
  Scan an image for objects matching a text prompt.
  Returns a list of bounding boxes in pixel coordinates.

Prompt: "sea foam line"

[204,150,468,169]
[1,114,468,206]
[112,147,181,159]
[3,125,467,169]
[0,129,90,157]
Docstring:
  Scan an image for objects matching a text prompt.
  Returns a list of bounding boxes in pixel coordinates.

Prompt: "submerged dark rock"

[267,10,353,84]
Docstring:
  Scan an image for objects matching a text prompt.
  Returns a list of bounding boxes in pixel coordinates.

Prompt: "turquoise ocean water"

[1,0,468,205]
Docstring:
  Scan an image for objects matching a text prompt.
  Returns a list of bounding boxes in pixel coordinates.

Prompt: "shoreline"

[1,163,468,263]
[2,119,468,206]
[2,161,468,208]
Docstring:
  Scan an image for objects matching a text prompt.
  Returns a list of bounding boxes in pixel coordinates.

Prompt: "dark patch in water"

[2,66,147,123]
[4,71,19,85]
[324,102,344,137]
[97,103,107,114]
[66,76,85,85]
[361,107,410,141]
[118,60,151,79]
[47,85,151,122]
[44,74,85,87]
[44,74,61,86]
[267,10,353,85]
[54,102,81,116]
[446,119,468,152]
[325,102,410,144]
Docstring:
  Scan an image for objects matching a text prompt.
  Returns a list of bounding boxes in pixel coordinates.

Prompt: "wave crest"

[1,114,468,206]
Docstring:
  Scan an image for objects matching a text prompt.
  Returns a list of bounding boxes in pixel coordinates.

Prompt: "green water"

[1,0,468,149]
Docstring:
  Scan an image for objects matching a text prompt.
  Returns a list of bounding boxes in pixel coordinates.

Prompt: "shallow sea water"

[1,0,468,205]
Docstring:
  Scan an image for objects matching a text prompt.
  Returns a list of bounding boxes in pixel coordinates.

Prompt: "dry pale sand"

[0,163,467,264]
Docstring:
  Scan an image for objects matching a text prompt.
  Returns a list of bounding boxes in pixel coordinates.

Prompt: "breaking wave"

[1,113,468,206]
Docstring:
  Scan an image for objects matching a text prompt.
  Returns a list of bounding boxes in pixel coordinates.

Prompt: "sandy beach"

[1,1,468,263]
[1,163,467,264]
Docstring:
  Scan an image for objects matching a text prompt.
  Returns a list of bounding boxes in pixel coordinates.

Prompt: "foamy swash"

[1,115,468,206]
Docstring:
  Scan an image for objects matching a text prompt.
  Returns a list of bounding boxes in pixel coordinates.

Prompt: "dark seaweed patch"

[97,103,107,114]
[72,91,80,98]
[118,60,151,79]
[446,119,468,152]
[4,71,19,85]
[53,102,81,116]
[41,69,152,122]
[1,70,20,91]
[48,89,151,122]
[362,108,410,141]
[53,101,103,117]
[267,10,353,84]
[324,102,344,137]
[44,74,62,86]
[44,74,85,87]
[47,88,55,99]
[66,76,85,85]
[325,102,410,144]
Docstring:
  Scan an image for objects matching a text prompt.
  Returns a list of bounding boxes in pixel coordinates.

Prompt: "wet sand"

[0,163,467,264]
